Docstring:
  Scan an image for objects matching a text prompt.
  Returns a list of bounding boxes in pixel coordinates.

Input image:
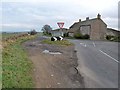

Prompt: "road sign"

[57,22,64,29]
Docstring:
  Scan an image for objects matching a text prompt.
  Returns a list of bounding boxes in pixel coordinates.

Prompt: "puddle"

[38,44,42,46]
[42,50,49,53]
[29,44,36,47]
[28,42,42,47]
[42,50,62,55]
[49,52,61,55]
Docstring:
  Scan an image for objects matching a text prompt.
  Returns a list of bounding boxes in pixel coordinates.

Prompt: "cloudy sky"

[0,0,119,32]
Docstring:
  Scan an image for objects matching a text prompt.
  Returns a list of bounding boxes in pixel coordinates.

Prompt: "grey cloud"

[1,1,119,32]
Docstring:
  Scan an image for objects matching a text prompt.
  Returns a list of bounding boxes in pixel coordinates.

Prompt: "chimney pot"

[97,13,101,19]
[79,19,81,22]
[86,17,89,20]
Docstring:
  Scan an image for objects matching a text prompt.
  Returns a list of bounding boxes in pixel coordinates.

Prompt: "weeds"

[42,39,73,46]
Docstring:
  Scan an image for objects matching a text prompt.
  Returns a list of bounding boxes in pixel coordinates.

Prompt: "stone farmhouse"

[68,14,107,40]
[50,14,119,40]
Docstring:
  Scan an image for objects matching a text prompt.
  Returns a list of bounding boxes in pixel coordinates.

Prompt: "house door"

[80,25,91,35]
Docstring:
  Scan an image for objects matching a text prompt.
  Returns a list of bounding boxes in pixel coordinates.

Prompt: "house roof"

[69,17,107,29]
[107,28,120,32]
[67,28,76,33]
[69,22,79,28]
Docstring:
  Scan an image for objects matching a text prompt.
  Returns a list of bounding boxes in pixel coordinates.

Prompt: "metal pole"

[60,28,63,36]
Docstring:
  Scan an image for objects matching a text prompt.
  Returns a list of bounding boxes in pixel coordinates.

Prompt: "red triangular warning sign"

[57,22,64,28]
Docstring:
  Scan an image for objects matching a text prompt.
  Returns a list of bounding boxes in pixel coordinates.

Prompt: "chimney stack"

[97,13,101,19]
[79,19,81,22]
[86,17,89,21]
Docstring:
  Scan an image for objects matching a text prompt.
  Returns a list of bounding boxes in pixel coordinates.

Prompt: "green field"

[2,34,39,88]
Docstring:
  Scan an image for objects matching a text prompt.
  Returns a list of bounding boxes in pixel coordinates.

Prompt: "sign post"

[57,22,64,36]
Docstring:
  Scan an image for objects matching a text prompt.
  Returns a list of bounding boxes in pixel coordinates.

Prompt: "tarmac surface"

[71,40,119,88]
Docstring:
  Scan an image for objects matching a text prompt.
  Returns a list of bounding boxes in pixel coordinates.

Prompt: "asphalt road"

[70,40,119,88]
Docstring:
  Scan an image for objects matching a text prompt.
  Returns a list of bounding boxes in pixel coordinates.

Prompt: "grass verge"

[42,39,73,46]
[2,35,36,88]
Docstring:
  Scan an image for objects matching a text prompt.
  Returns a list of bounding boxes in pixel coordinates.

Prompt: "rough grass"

[42,39,73,46]
[2,35,36,88]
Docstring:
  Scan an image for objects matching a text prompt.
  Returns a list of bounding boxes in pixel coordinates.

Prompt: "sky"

[0,0,119,32]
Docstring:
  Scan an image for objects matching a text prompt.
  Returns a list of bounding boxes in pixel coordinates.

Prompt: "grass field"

[42,39,73,46]
[2,33,22,40]
[2,34,38,88]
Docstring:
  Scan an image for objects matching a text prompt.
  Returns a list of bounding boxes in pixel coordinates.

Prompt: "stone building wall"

[99,20,107,40]
[89,20,101,40]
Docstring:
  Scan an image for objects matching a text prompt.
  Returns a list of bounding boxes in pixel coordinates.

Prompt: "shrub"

[106,35,115,41]
[118,36,120,41]
[74,33,83,39]
[82,34,90,39]
[43,32,51,36]
[74,33,90,39]
[29,30,37,35]
[64,33,69,37]
[106,35,120,42]
[113,36,120,42]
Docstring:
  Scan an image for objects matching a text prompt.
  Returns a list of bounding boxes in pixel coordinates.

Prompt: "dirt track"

[22,36,85,88]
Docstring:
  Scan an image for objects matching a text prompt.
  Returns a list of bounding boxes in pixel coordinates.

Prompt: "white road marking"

[80,43,86,47]
[99,50,119,63]
[80,43,84,45]
[93,42,96,47]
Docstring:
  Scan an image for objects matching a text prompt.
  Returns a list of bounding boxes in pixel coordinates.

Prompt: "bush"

[74,33,83,39]
[82,34,90,39]
[118,36,120,41]
[29,30,37,35]
[113,36,120,42]
[106,35,114,40]
[43,32,51,36]
[106,35,120,42]
[74,33,90,39]
[64,33,69,37]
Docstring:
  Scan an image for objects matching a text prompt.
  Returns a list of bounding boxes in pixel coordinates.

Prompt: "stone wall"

[89,20,100,40]
[90,19,107,40]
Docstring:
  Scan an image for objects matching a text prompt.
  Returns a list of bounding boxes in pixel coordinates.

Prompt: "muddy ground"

[22,36,85,88]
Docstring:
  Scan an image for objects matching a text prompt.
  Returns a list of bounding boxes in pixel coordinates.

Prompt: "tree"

[28,29,37,35]
[42,24,52,35]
